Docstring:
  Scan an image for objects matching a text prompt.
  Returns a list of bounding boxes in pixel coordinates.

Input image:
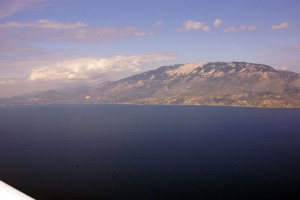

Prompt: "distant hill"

[1,62,300,107]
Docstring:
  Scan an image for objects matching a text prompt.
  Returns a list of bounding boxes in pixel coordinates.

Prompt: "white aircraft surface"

[0,180,35,200]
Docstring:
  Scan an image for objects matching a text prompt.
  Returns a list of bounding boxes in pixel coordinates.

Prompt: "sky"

[0,0,300,97]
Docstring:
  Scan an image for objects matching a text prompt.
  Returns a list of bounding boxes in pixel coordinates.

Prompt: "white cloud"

[0,0,72,19]
[0,79,16,85]
[271,22,289,30]
[224,26,238,32]
[0,19,88,29]
[179,20,210,32]
[0,19,150,44]
[29,53,177,82]
[0,19,157,86]
[183,20,204,30]
[133,30,146,36]
[0,0,40,19]
[66,26,150,42]
[214,19,223,27]
[224,25,256,32]
[240,25,256,30]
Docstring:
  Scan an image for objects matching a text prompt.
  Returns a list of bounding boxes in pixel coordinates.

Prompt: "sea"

[0,104,300,200]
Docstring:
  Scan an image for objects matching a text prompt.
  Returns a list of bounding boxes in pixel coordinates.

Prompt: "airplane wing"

[0,180,35,200]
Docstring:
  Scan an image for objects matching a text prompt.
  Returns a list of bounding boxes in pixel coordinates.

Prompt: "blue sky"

[0,0,299,97]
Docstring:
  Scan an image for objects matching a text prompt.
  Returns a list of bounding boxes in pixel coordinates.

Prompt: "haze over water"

[0,105,300,199]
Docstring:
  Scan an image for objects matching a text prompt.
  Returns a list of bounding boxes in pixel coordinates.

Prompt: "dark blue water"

[0,104,300,200]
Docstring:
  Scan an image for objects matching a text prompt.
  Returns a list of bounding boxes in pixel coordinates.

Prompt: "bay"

[0,105,300,200]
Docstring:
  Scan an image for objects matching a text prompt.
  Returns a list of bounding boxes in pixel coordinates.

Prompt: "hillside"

[87,62,300,107]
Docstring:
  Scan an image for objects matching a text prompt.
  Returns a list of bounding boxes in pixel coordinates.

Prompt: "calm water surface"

[0,104,300,200]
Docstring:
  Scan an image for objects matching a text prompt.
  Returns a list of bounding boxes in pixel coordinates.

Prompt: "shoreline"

[1,102,299,109]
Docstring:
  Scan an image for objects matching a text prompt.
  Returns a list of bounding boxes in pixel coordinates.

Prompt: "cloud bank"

[0,0,73,19]
[0,0,41,19]
[29,53,177,82]
[0,19,88,29]
[0,19,150,44]
[0,79,16,85]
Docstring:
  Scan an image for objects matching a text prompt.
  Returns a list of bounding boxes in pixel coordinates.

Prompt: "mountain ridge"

[1,62,300,108]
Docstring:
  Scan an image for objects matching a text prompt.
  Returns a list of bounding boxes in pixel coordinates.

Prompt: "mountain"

[1,62,300,107]
[87,62,300,107]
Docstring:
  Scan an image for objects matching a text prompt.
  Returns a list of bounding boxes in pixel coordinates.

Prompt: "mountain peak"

[187,62,277,78]
[228,62,277,72]
[165,62,207,76]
